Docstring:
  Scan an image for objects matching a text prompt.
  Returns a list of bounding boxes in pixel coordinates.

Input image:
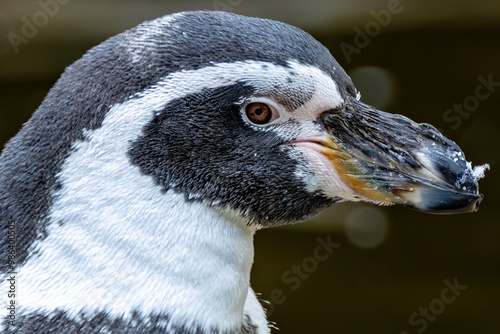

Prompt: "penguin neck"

[17,97,257,331]
[21,188,256,331]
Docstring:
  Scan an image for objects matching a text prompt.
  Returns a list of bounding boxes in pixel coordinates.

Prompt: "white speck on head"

[126,13,185,63]
[472,163,490,180]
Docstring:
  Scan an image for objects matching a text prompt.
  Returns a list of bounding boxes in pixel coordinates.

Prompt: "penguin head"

[122,11,353,226]
[121,11,486,225]
[3,11,486,232]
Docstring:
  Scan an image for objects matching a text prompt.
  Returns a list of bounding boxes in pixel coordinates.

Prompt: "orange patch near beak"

[320,137,397,204]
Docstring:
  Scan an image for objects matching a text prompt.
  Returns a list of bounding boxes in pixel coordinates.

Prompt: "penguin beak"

[313,97,488,214]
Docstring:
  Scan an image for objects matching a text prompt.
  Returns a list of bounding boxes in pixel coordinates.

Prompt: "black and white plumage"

[0,11,487,334]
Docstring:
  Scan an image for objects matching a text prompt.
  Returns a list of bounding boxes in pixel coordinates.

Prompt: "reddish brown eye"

[245,102,273,125]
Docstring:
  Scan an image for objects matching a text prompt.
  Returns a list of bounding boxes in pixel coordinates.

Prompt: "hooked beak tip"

[398,153,488,214]
[394,187,484,214]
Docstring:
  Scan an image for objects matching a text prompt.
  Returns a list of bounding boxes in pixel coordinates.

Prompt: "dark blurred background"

[1,1,499,333]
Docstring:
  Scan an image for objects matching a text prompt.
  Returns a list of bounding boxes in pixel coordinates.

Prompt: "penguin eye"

[245,103,273,125]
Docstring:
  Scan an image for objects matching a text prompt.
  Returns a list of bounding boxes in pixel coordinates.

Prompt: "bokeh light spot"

[344,206,389,248]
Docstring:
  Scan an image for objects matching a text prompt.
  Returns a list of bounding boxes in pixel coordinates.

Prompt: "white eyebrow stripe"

[137,59,343,116]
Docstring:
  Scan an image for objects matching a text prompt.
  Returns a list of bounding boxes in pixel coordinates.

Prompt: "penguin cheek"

[289,143,358,201]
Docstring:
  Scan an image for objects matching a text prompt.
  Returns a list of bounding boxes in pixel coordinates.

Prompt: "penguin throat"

[7,77,261,332]
[16,189,256,331]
